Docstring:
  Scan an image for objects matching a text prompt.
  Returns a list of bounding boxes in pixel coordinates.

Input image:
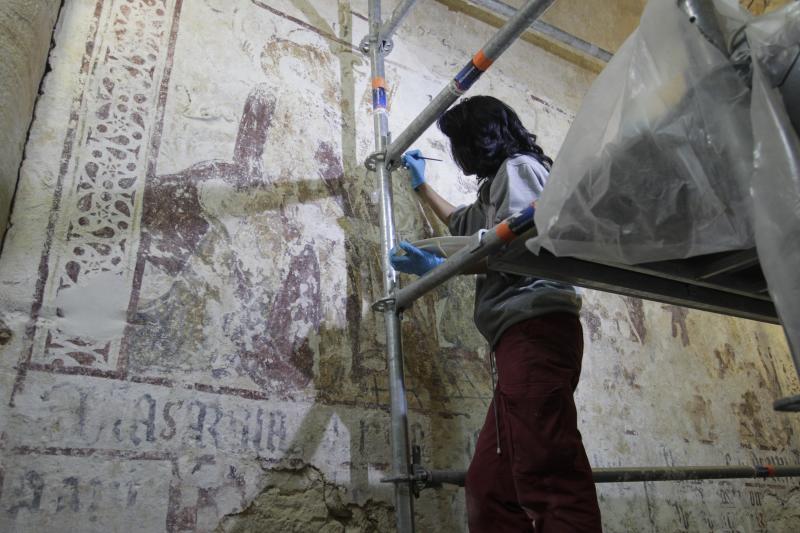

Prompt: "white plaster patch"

[53,271,130,342]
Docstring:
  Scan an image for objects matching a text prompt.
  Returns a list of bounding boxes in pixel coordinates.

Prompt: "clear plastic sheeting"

[529,0,755,264]
[527,0,800,368]
[746,2,800,134]
[747,3,800,365]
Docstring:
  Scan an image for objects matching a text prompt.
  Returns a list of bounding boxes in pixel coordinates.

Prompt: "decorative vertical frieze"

[30,0,178,372]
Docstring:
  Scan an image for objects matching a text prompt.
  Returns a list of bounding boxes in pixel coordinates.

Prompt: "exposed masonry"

[219,463,395,532]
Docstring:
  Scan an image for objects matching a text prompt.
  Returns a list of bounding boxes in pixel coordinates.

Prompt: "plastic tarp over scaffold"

[747,4,800,359]
[528,0,800,356]
[529,0,757,264]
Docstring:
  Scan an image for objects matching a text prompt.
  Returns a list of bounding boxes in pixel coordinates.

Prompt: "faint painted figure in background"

[129,82,322,394]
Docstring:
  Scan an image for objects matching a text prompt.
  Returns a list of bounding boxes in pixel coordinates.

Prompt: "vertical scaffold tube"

[367,1,415,531]
[384,0,556,168]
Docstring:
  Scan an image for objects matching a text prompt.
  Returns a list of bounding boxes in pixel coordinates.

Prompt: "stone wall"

[0,0,61,241]
[0,1,798,532]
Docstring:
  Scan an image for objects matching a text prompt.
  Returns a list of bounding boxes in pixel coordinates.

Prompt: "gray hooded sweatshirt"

[447,154,581,347]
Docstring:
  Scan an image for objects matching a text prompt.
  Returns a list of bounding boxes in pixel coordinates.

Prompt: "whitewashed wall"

[0,1,798,531]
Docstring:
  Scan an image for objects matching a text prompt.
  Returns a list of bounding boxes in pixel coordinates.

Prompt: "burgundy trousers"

[465,313,602,532]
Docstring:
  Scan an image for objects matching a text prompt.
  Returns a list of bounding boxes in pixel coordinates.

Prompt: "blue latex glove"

[390,241,444,276]
[401,149,426,190]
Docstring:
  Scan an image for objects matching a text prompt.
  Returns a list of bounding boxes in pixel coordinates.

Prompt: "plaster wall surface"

[0,0,61,241]
[0,1,799,532]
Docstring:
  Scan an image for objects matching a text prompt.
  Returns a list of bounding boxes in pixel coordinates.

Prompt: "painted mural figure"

[393,96,603,532]
[128,82,321,394]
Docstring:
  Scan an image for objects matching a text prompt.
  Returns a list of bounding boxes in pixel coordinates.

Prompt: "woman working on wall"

[391,96,602,532]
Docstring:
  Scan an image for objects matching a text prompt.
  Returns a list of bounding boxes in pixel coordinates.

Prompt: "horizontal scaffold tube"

[383,0,556,168]
[379,0,418,45]
[468,0,613,62]
[593,465,800,483]
[377,204,536,312]
[423,465,800,488]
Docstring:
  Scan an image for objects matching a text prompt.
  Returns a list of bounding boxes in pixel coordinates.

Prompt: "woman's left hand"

[390,241,444,276]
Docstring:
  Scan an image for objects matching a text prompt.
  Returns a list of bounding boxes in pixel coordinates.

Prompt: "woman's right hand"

[401,149,426,190]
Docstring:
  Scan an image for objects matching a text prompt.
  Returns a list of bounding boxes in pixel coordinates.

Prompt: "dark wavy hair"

[437,95,552,182]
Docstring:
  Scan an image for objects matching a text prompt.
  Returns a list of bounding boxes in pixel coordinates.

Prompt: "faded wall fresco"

[0,0,799,532]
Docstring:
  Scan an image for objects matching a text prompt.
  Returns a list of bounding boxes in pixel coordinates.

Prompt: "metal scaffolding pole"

[359,0,419,55]
[373,204,536,313]
[380,0,418,46]
[467,0,613,63]
[416,464,800,488]
[593,465,800,483]
[366,1,415,531]
[382,0,556,169]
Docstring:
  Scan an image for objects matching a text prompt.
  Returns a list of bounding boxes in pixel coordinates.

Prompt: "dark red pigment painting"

[127,83,322,394]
